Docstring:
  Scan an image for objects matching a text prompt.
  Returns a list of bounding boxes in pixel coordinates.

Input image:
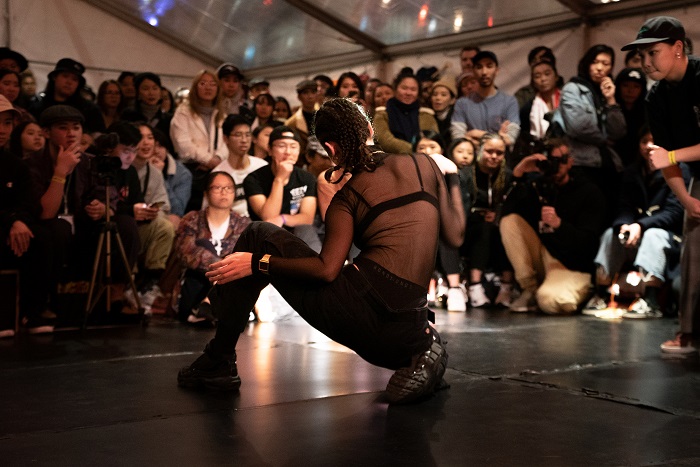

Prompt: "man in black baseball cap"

[217,63,249,119]
[621,16,685,51]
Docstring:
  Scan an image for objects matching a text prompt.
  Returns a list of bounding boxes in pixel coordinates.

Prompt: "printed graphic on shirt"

[289,185,308,215]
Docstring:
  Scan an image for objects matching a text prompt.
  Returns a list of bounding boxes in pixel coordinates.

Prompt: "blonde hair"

[187,70,224,124]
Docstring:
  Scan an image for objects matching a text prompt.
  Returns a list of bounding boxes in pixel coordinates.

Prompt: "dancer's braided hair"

[313,98,377,183]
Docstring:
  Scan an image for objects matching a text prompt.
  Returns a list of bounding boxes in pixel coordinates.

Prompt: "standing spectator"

[117,72,136,110]
[96,80,124,130]
[450,51,520,147]
[374,71,438,154]
[0,69,32,121]
[285,80,319,156]
[17,69,37,109]
[208,115,267,217]
[243,126,320,252]
[514,46,561,109]
[161,87,174,114]
[460,46,480,74]
[430,75,457,148]
[250,93,278,131]
[170,70,228,212]
[273,97,292,122]
[623,17,700,353]
[456,71,478,98]
[501,138,606,314]
[551,44,626,218]
[313,74,334,105]
[0,47,28,73]
[217,63,249,119]
[371,83,394,116]
[28,58,105,133]
[334,72,364,105]
[121,72,174,154]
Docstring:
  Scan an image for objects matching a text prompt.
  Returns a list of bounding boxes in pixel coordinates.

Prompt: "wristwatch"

[259,254,271,275]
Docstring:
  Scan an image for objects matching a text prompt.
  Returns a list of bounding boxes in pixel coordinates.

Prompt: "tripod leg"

[84,231,107,328]
[113,229,144,318]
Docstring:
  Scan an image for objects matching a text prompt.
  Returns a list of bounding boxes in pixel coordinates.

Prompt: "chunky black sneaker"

[178,346,241,391]
[385,328,448,404]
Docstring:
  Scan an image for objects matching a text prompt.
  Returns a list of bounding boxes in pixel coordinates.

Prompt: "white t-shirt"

[203,155,268,216]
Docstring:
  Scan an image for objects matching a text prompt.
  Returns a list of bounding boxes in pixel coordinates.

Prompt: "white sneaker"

[509,289,537,312]
[446,286,467,312]
[495,283,514,307]
[140,285,163,308]
[582,294,607,316]
[468,283,490,308]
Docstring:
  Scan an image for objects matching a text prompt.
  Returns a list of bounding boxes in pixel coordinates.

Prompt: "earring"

[676,53,681,58]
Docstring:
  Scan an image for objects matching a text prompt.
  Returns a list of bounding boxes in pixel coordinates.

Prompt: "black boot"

[177,344,241,391]
[385,327,448,404]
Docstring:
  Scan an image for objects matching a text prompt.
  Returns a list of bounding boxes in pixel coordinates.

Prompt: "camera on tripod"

[93,133,123,181]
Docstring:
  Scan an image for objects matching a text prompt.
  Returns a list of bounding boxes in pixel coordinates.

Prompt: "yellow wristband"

[51,175,66,184]
[668,150,677,165]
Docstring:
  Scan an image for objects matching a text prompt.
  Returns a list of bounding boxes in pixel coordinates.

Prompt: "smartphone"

[148,201,165,209]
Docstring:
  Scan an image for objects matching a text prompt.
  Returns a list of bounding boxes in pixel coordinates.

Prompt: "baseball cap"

[249,77,270,88]
[217,63,244,80]
[621,16,685,51]
[0,94,19,115]
[472,50,498,66]
[268,125,300,147]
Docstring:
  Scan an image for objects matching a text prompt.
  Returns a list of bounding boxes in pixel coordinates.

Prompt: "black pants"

[178,269,210,322]
[0,222,53,322]
[207,222,432,370]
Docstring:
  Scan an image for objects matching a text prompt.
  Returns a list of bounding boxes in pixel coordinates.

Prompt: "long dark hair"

[313,98,375,183]
[577,44,615,83]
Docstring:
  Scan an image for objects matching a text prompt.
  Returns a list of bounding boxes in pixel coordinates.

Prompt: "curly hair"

[313,98,375,183]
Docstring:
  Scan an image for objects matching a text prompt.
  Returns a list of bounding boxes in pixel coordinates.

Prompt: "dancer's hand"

[207,252,253,285]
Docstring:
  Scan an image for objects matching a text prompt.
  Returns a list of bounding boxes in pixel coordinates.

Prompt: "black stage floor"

[2,303,700,466]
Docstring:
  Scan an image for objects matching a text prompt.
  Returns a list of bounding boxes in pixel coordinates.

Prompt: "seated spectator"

[585,128,689,318]
[274,96,292,121]
[500,137,606,314]
[170,70,228,212]
[10,120,45,160]
[285,80,319,156]
[28,58,105,133]
[551,44,626,218]
[462,133,514,308]
[251,122,274,160]
[130,123,176,308]
[121,72,174,154]
[243,125,321,252]
[150,127,191,227]
[96,80,124,130]
[614,68,647,166]
[208,115,267,217]
[374,70,439,154]
[174,171,251,325]
[364,77,382,115]
[303,136,333,179]
[0,96,54,335]
[430,75,457,149]
[451,51,520,148]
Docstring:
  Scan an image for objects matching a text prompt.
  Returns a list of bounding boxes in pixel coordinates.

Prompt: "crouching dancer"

[178,98,465,404]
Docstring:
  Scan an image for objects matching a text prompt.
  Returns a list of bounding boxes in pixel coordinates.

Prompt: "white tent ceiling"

[80,0,699,79]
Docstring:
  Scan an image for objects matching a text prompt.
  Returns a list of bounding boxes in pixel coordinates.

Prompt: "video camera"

[526,139,564,177]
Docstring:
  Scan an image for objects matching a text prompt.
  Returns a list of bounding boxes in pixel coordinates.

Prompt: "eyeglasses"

[209,185,234,193]
[198,80,218,88]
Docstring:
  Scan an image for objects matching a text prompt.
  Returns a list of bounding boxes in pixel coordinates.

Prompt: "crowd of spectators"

[0,35,693,338]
